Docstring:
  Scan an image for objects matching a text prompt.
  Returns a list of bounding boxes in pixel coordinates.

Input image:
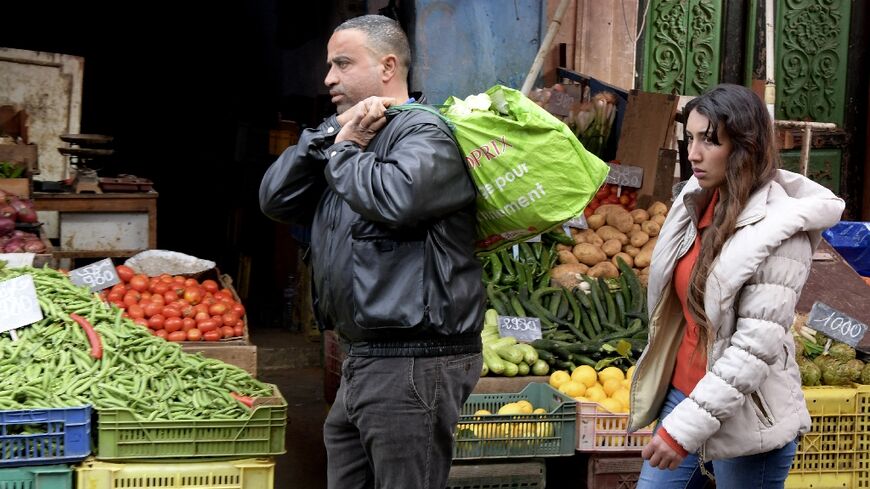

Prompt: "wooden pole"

[521,0,572,96]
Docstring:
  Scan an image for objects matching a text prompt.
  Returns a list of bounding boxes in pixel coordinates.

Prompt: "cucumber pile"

[532,258,648,371]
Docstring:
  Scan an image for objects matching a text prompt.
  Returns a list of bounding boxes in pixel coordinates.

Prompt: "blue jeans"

[324,353,482,489]
[638,387,797,489]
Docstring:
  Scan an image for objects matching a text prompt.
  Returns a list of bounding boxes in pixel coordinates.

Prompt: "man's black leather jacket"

[259,107,484,356]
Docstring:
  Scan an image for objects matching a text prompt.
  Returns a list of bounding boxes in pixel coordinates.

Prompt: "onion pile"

[0,189,45,253]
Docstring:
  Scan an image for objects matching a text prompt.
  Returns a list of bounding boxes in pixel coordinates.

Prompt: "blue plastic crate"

[823,221,870,276]
[0,406,91,466]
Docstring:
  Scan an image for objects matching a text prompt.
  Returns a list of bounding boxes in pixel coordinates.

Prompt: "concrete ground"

[253,329,328,489]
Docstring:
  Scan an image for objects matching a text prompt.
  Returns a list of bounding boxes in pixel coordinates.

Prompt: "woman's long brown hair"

[683,84,779,353]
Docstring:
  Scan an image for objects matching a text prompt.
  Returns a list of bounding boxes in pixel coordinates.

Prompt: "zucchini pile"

[481,309,550,377]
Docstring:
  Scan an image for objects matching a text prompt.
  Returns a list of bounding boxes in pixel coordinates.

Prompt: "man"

[259,15,484,489]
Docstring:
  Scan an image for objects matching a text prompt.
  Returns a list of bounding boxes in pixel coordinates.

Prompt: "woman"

[628,83,844,488]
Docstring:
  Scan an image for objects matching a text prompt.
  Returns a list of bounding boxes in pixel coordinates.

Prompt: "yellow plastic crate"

[786,384,870,489]
[75,457,274,489]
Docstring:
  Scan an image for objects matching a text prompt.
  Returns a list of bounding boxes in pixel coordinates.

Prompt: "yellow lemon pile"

[463,398,554,441]
[549,364,635,414]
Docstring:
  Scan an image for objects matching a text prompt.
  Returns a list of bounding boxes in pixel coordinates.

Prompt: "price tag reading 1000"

[806,301,869,348]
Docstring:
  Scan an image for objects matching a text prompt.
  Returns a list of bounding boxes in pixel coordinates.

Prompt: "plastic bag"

[823,221,870,276]
[442,85,609,252]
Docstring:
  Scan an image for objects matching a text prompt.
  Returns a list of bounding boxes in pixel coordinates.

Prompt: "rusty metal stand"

[774,120,837,176]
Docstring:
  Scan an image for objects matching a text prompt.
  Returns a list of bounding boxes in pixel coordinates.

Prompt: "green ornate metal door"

[776,0,852,194]
[643,0,724,95]
[775,0,852,125]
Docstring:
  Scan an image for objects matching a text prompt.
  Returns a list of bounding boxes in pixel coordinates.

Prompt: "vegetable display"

[100,265,246,342]
[553,201,668,287]
[0,264,270,420]
[0,189,45,253]
[792,315,870,387]
[529,258,648,373]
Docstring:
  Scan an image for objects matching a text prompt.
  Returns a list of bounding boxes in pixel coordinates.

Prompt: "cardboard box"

[0,144,38,174]
[614,90,680,205]
[180,343,258,377]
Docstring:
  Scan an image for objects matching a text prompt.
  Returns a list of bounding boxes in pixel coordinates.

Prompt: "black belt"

[345,333,481,357]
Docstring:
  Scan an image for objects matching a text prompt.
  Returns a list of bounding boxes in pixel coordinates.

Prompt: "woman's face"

[685,110,732,190]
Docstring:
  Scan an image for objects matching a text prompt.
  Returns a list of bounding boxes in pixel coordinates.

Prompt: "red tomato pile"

[100,265,246,342]
[584,183,639,217]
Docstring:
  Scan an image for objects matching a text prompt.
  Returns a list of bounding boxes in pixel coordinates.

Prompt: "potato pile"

[552,202,669,287]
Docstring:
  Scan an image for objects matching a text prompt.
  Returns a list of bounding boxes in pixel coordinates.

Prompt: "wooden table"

[32,191,158,259]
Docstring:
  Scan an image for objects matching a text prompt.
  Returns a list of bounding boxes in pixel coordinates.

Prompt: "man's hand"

[335,96,397,149]
[641,434,685,470]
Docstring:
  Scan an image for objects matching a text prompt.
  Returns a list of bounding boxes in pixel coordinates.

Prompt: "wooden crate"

[0,178,30,198]
[586,454,643,489]
[180,342,257,377]
[180,269,257,376]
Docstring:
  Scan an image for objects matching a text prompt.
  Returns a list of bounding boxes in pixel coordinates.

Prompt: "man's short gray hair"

[335,15,411,75]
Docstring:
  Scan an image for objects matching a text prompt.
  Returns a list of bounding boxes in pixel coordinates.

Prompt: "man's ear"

[380,54,398,82]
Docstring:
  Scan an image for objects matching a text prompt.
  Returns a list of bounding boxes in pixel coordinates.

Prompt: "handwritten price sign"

[497,315,543,342]
[0,275,43,333]
[68,258,120,292]
[807,301,868,348]
[605,163,644,189]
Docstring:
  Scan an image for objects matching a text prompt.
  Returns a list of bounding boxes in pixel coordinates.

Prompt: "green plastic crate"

[453,383,576,459]
[76,457,274,489]
[0,464,72,489]
[95,384,286,460]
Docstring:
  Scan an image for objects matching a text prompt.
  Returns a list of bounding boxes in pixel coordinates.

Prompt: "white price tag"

[0,275,43,333]
[0,253,36,268]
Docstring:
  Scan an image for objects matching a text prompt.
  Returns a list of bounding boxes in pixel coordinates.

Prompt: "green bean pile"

[0,265,273,420]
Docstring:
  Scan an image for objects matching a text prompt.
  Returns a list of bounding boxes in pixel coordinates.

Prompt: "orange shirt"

[672,189,718,395]
[659,189,718,456]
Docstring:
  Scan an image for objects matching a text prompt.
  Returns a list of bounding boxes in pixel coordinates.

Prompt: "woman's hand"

[642,434,685,470]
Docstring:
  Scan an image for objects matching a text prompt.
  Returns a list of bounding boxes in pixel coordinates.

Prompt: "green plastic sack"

[441,85,609,252]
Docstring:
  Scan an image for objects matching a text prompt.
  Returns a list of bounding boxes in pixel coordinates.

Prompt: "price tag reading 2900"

[497,315,542,342]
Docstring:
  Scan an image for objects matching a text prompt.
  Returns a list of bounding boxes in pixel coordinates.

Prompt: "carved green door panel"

[780,149,841,192]
[643,0,724,95]
[776,0,852,124]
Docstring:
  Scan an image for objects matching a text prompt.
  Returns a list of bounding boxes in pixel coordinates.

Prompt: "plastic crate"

[0,464,72,489]
[0,406,91,466]
[576,401,654,452]
[75,457,274,488]
[453,383,576,459]
[786,384,870,489]
[446,460,545,489]
[95,385,286,460]
[586,454,643,489]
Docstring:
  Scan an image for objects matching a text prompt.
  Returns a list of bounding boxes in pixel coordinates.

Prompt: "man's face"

[325,29,384,114]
